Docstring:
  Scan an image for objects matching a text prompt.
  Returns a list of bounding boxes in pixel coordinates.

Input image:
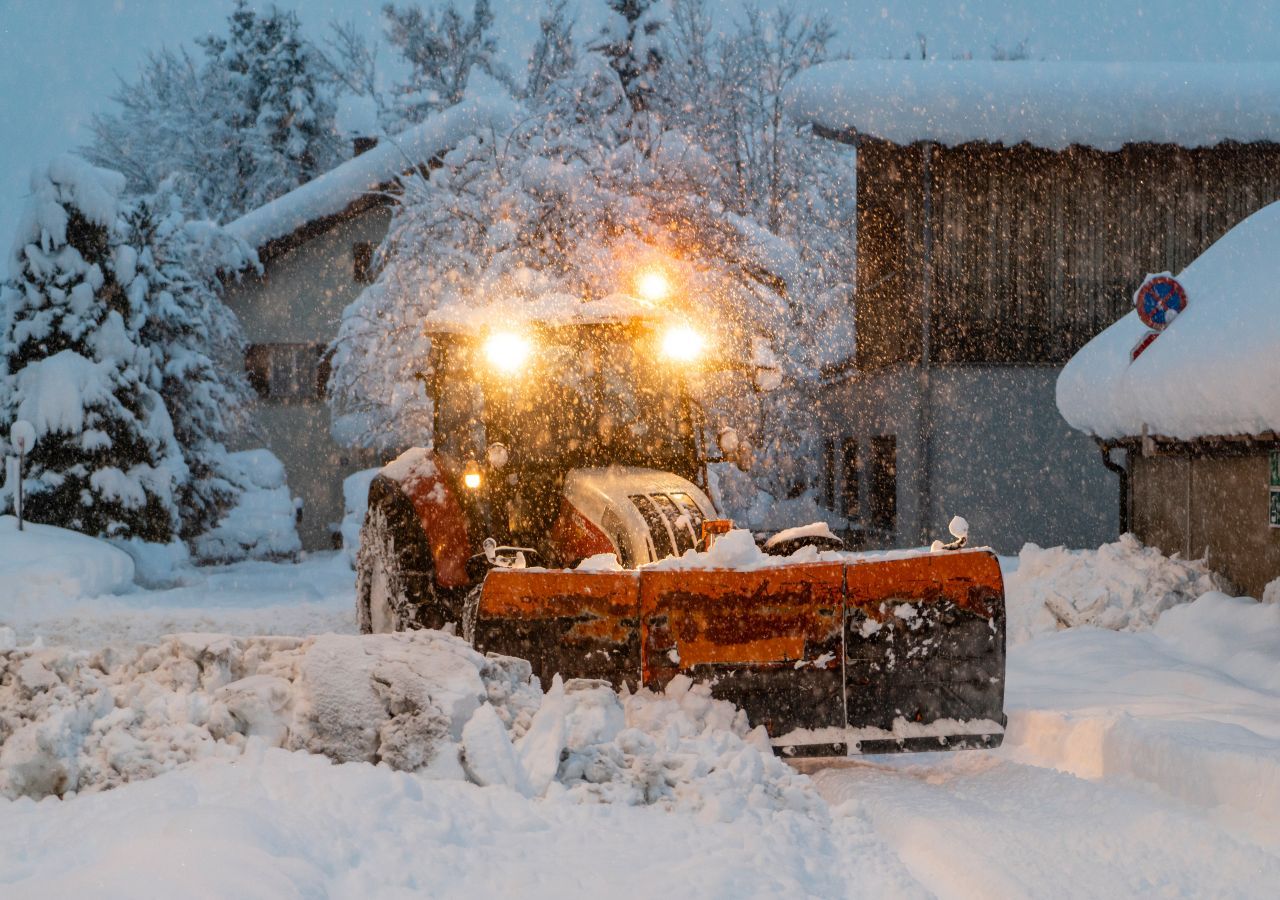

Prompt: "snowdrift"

[0,516,134,611]
[1003,534,1230,643]
[0,630,816,817]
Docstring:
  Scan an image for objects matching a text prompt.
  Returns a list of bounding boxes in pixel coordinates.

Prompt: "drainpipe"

[1096,439,1129,535]
[918,143,935,545]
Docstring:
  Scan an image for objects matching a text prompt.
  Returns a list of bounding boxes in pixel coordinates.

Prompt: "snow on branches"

[1,157,185,542]
[1,158,260,546]
[329,47,797,451]
[85,1,343,223]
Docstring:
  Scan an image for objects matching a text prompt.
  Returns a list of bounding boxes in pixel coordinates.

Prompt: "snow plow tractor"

[357,313,1006,757]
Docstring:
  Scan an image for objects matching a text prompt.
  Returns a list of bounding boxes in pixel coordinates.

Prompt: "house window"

[822,437,837,509]
[869,435,897,531]
[245,343,329,402]
[353,242,375,284]
[841,438,860,519]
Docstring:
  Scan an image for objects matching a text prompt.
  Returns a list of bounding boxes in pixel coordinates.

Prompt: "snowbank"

[4,553,356,650]
[1003,534,1229,643]
[784,61,1280,151]
[339,467,379,567]
[0,516,134,611]
[193,449,301,563]
[1057,201,1280,440]
[228,97,519,252]
[0,630,816,815]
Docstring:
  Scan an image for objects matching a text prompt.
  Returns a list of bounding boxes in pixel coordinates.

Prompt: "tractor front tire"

[356,476,446,634]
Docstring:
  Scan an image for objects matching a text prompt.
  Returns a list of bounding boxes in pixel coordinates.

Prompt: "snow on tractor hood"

[564,466,717,567]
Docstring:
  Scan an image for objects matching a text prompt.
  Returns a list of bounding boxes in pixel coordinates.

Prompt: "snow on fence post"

[9,420,35,531]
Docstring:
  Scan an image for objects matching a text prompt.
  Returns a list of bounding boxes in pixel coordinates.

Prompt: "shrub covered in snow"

[339,466,379,566]
[1004,533,1231,644]
[192,449,301,563]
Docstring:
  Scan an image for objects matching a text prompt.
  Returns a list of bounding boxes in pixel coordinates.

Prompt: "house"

[1058,201,1280,596]
[223,99,515,549]
[785,61,1280,553]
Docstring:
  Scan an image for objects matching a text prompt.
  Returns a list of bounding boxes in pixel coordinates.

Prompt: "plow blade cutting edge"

[471,549,1006,758]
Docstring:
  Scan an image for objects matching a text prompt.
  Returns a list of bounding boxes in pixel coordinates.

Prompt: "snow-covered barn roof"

[784,61,1280,151]
[227,97,518,259]
[1056,201,1280,442]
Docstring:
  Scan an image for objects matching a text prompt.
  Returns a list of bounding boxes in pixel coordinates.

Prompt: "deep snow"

[1057,199,1280,440]
[1,526,1278,896]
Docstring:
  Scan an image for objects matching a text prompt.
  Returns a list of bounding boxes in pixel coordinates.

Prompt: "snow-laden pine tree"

[0,157,185,541]
[382,1,511,130]
[85,1,342,222]
[116,181,258,541]
[591,0,666,109]
[200,1,343,212]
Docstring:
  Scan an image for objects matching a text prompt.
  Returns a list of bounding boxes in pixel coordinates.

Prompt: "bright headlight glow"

[661,325,706,363]
[463,459,482,490]
[483,330,532,375]
[636,269,672,304]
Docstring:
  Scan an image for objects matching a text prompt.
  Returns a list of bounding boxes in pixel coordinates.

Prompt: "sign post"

[8,420,35,531]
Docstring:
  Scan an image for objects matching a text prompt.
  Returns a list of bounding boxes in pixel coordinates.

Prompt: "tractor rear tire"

[356,475,450,634]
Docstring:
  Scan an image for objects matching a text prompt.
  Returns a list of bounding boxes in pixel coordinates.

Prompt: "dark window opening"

[841,438,860,519]
[869,435,897,532]
[245,343,328,402]
[630,494,675,560]
[353,241,375,284]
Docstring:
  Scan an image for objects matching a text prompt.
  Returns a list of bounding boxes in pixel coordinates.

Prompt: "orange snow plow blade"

[472,550,1006,757]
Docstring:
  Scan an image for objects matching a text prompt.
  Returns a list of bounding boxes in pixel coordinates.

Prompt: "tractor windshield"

[432,325,699,479]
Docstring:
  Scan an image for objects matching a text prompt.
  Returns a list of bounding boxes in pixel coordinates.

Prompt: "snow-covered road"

[2,548,1278,897]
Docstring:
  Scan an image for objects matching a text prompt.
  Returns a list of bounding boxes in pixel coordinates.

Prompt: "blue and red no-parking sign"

[1134,275,1188,331]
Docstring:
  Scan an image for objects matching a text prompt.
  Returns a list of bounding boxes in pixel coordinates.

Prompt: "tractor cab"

[422,314,734,570]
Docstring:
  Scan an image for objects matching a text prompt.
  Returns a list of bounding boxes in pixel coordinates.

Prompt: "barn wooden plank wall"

[855,138,1280,368]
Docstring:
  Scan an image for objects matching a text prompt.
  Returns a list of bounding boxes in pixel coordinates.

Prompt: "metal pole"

[16,448,24,532]
[918,143,935,546]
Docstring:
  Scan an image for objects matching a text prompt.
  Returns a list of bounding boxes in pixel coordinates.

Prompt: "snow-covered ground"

[1,526,1278,897]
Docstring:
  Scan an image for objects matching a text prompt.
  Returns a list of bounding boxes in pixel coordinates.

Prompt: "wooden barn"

[1057,198,1280,597]
[787,61,1280,552]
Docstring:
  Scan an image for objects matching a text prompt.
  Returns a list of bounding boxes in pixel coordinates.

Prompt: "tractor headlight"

[636,268,672,304]
[483,331,532,376]
[660,325,706,363]
[463,459,482,490]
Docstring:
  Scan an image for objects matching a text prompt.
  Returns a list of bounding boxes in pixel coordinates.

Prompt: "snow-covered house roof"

[784,61,1280,151]
[227,97,518,261]
[1056,201,1280,442]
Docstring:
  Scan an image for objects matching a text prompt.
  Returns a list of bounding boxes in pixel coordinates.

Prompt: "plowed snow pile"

[0,630,817,818]
[1004,533,1230,643]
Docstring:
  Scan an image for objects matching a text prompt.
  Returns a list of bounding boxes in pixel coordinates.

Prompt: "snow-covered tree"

[0,157,185,541]
[525,0,578,100]
[329,48,792,452]
[591,0,666,109]
[117,182,258,540]
[85,1,342,222]
[382,1,510,129]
